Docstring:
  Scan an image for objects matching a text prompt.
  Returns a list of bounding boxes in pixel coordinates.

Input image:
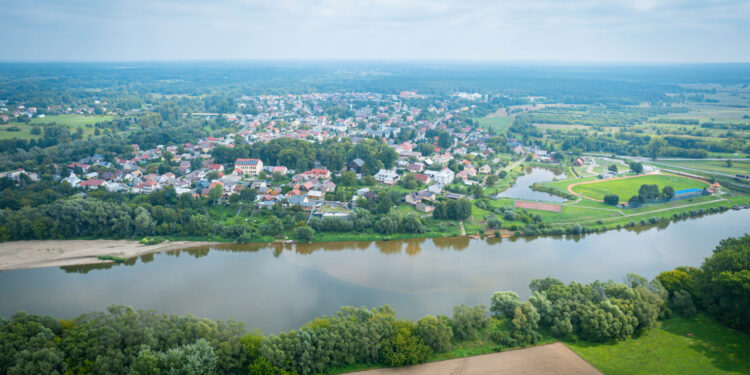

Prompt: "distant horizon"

[1,59,749,65]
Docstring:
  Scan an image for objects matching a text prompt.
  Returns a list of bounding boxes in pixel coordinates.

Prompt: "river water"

[1,210,748,333]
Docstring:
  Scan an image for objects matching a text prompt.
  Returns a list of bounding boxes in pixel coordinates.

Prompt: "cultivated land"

[347,343,601,375]
[0,240,219,270]
[567,314,750,375]
[569,173,709,201]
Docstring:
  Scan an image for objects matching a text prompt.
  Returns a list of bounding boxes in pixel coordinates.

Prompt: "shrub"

[294,226,315,243]
[380,322,429,366]
[139,237,164,245]
[415,315,453,353]
[451,304,489,340]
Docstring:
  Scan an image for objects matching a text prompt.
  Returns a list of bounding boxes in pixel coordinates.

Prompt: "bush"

[415,315,453,353]
[294,226,315,243]
[97,254,127,262]
[451,304,489,340]
[380,322,429,366]
[490,291,521,318]
[139,236,164,245]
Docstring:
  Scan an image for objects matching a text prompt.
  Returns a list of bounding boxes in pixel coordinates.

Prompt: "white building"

[374,169,400,185]
[424,167,455,185]
[234,158,263,175]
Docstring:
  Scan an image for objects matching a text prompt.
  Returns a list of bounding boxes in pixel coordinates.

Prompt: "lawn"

[475,116,513,134]
[567,314,750,375]
[571,174,709,201]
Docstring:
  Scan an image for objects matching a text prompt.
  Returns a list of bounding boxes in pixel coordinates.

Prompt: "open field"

[0,114,115,140]
[347,343,600,375]
[570,173,708,201]
[534,123,590,131]
[567,314,750,375]
[657,159,750,176]
[475,116,513,133]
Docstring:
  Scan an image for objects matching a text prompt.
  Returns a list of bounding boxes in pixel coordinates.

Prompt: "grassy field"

[567,314,750,375]
[475,116,513,134]
[658,160,750,176]
[0,114,115,140]
[571,174,708,201]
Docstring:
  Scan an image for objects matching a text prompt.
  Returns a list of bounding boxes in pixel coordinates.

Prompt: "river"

[1,210,748,333]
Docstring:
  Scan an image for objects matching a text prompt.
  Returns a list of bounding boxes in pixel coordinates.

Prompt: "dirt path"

[348,342,601,375]
[0,240,220,271]
[502,158,525,173]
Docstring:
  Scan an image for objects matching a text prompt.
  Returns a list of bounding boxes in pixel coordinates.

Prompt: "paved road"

[349,343,601,375]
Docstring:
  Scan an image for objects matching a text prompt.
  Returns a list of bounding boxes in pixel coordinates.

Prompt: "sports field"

[570,174,708,201]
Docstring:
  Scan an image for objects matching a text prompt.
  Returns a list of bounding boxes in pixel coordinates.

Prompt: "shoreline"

[0,240,221,271]
[1,205,747,272]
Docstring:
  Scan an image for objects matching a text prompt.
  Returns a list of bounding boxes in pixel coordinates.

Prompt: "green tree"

[415,315,453,353]
[603,194,619,206]
[646,138,666,159]
[662,185,675,200]
[294,226,315,243]
[485,175,499,186]
[208,186,223,204]
[490,291,521,318]
[340,171,357,187]
[694,235,750,332]
[451,304,489,340]
[380,322,429,366]
[239,188,257,204]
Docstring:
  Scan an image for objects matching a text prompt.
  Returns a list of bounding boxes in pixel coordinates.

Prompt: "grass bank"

[567,314,750,375]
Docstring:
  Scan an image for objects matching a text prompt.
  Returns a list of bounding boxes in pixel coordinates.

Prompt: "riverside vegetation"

[2,234,748,375]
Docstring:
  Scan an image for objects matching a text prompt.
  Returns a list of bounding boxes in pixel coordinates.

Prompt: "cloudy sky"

[1,0,749,62]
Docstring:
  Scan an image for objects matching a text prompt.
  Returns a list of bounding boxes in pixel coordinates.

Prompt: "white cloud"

[0,0,748,61]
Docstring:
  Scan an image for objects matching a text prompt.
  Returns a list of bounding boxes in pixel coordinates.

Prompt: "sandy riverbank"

[0,240,221,271]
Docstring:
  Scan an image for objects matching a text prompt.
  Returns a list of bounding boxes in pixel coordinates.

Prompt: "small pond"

[496,167,566,202]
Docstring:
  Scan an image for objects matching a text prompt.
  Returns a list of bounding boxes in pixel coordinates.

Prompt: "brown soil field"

[348,342,601,375]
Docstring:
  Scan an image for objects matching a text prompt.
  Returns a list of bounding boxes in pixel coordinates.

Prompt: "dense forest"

[3,63,749,108]
[2,234,747,374]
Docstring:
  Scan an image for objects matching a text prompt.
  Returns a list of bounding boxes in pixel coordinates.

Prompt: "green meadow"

[567,314,750,375]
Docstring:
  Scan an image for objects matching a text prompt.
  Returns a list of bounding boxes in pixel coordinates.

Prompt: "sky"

[1,0,749,62]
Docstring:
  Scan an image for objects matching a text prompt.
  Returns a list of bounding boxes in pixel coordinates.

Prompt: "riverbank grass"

[566,314,750,375]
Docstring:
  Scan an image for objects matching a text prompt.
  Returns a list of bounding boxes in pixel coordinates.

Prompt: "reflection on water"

[1,210,748,334]
[497,167,565,202]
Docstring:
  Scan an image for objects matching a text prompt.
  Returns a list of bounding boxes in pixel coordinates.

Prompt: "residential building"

[234,158,263,175]
[374,169,399,185]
